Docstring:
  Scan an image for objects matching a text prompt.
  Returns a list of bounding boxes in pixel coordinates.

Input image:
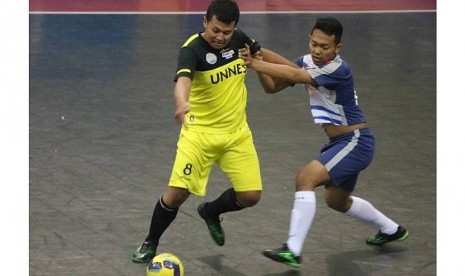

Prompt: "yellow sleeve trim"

[182,33,200,48]
[177,69,191,75]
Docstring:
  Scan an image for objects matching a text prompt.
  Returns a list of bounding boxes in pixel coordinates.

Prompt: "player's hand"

[253,50,263,61]
[238,44,253,66]
[174,102,190,125]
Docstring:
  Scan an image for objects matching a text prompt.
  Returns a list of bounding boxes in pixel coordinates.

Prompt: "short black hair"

[205,0,240,25]
[311,17,343,44]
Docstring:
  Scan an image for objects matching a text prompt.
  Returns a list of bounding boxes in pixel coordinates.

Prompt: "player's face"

[308,29,342,66]
[202,16,236,49]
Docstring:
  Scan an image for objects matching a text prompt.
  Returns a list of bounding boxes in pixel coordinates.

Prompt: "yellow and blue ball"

[146,253,184,276]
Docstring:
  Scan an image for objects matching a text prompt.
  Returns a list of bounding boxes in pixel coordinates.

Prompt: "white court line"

[29,10,436,15]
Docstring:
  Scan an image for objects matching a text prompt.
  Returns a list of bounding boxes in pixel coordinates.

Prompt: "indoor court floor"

[29,1,436,275]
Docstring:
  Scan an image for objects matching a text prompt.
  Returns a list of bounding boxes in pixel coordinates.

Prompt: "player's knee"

[295,173,317,190]
[295,160,329,190]
[163,187,190,208]
[236,191,261,207]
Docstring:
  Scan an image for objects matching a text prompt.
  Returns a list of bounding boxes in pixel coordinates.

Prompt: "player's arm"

[253,60,314,86]
[240,31,298,93]
[256,48,299,93]
[260,48,298,68]
[242,45,302,93]
[255,70,290,94]
[173,76,191,125]
[240,45,315,86]
[252,60,313,85]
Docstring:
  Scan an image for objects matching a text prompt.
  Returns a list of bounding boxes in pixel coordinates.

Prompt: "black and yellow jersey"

[174,29,257,133]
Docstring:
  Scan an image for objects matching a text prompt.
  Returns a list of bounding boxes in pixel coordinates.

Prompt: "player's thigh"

[168,129,214,196]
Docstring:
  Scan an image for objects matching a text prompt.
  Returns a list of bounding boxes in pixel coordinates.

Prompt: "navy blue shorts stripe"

[316,128,375,191]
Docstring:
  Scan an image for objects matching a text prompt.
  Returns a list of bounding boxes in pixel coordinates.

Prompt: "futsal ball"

[146,253,185,276]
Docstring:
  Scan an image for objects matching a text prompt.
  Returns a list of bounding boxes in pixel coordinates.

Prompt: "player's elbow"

[264,87,279,94]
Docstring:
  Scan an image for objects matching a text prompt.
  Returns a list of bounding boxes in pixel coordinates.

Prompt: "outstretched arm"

[260,48,298,67]
[240,45,315,86]
[255,48,299,93]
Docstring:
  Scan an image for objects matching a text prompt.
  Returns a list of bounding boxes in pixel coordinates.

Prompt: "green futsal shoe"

[263,244,301,268]
[366,225,409,246]
[132,241,156,263]
[197,202,225,246]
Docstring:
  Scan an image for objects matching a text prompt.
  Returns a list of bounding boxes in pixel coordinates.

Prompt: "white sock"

[345,196,398,234]
[286,191,316,256]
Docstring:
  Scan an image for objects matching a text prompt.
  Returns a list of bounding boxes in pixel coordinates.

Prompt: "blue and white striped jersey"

[295,54,366,126]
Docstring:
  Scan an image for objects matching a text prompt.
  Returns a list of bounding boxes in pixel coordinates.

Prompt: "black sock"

[145,196,178,245]
[204,188,244,218]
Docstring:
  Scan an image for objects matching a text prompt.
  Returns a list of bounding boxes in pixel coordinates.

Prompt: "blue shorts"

[317,128,375,192]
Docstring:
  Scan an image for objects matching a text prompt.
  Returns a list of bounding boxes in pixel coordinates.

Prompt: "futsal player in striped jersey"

[239,17,409,268]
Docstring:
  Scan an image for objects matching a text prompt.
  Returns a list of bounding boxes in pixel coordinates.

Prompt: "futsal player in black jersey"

[132,0,295,263]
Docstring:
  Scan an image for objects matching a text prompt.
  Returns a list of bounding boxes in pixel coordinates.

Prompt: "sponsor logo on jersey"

[210,63,246,84]
[221,49,234,60]
[206,53,217,64]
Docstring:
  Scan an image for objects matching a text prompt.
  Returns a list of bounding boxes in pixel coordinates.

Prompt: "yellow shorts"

[168,123,262,196]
